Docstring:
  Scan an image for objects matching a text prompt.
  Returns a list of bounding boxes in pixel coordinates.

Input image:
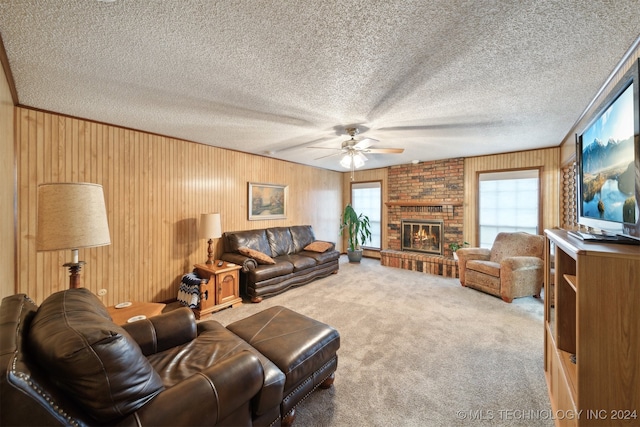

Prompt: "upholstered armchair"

[457,232,545,302]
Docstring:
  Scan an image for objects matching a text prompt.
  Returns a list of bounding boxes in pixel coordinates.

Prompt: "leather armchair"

[0,290,270,426]
[457,232,544,302]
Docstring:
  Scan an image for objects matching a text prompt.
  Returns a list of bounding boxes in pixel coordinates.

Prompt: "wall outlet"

[97,289,107,297]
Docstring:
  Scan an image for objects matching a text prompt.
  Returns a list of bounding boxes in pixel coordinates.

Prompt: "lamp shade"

[200,213,222,239]
[37,182,111,252]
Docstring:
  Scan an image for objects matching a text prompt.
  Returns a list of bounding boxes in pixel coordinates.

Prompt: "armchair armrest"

[220,252,257,271]
[456,247,491,261]
[500,256,544,302]
[115,351,264,427]
[456,247,491,286]
[501,256,543,272]
[122,308,197,356]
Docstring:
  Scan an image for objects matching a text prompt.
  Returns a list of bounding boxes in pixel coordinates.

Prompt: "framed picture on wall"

[248,182,288,220]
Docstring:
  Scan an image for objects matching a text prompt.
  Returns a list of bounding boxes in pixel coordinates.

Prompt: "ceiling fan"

[310,127,404,179]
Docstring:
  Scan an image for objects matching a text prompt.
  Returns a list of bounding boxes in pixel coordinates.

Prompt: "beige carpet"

[209,256,553,427]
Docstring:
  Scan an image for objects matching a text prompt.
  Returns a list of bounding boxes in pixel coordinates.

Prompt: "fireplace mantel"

[385,201,462,207]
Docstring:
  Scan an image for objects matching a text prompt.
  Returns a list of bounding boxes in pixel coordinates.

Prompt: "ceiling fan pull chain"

[351,154,355,181]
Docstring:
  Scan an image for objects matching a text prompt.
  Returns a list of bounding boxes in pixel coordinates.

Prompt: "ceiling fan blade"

[314,152,343,160]
[353,138,376,150]
[270,136,336,154]
[308,146,342,150]
[367,148,405,154]
[377,120,504,132]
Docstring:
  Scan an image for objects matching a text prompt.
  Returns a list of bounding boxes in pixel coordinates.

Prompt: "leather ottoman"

[227,306,340,426]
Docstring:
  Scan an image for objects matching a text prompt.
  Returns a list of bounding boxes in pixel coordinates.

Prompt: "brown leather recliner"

[0,289,286,426]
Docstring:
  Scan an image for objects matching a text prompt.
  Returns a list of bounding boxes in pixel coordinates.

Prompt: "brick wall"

[387,158,464,257]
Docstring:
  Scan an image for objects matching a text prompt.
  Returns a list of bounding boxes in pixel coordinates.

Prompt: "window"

[478,169,540,248]
[351,181,382,249]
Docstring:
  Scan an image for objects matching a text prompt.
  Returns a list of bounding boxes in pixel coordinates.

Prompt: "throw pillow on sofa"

[28,288,165,422]
[238,246,276,264]
[304,241,334,253]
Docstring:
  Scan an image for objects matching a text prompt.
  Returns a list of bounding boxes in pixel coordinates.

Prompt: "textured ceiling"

[1,1,639,172]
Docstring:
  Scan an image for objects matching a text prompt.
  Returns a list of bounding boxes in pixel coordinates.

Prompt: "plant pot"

[453,252,459,261]
[347,249,363,263]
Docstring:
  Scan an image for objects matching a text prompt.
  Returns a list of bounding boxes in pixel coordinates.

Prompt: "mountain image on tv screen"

[581,83,637,224]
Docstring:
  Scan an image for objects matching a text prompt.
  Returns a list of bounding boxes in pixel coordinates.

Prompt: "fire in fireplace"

[401,219,443,255]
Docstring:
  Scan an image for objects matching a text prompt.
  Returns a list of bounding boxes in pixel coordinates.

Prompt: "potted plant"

[449,241,469,260]
[340,204,372,263]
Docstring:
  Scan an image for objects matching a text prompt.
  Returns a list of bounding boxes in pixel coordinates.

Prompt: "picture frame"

[248,182,288,220]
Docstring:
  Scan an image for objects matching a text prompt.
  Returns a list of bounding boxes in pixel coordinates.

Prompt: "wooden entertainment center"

[544,229,640,426]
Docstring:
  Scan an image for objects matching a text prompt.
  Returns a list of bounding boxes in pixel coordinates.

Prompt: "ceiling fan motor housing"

[345,127,359,137]
[341,138,358,150]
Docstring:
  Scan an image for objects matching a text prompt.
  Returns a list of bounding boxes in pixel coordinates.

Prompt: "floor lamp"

[37,182,111,289]
[200,213,222,264]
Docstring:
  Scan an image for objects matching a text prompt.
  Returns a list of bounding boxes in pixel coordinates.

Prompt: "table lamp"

[200,213,222,264]
[37,182,111,288]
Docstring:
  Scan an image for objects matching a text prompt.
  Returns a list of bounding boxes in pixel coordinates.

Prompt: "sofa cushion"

[303,241,334,253]
[225,229,272,255]
[250,260,295,282]
[238,246,276,265]
[276,254,317,272]
[289,225,316,253]
[299,248,340,265]
[466,260,501,277]
[266,227,295,257]
[28,289,164,422]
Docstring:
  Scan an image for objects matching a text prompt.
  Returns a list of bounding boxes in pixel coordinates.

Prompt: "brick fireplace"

[401,219,443,255]
[386,158,464,257]
[380,158,464,278]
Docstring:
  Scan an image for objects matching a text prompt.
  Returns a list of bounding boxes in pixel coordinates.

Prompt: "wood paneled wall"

[463,147,560,246]
[0,59,15,301]
[16,108,342,305]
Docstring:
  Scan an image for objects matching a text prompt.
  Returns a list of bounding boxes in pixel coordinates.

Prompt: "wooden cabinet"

[544,229,640,426]
[193,262,242,319]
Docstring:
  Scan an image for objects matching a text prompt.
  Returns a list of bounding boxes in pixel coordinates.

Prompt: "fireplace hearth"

[401,219,443,255]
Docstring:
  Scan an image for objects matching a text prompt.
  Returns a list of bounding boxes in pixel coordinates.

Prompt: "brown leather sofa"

[1,288,339,426]
[220,225,340,302]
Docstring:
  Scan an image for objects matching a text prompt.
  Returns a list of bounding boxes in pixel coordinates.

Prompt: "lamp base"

[63,261,86,289]
[205,238,215,264]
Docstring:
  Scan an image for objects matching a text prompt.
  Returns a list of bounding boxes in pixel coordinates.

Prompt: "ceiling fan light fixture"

[339,154,352,169]
[353,152,367,168]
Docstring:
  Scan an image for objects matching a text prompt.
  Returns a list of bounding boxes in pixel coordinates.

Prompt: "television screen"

[579,83,636,225]
[576,58,640,241]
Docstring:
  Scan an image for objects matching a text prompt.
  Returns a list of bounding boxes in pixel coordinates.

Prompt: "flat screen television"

[575,58,640,242]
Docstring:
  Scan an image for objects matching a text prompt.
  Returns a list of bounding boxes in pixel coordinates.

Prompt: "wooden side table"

[193,261,243,319]
[107,301,166,325]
